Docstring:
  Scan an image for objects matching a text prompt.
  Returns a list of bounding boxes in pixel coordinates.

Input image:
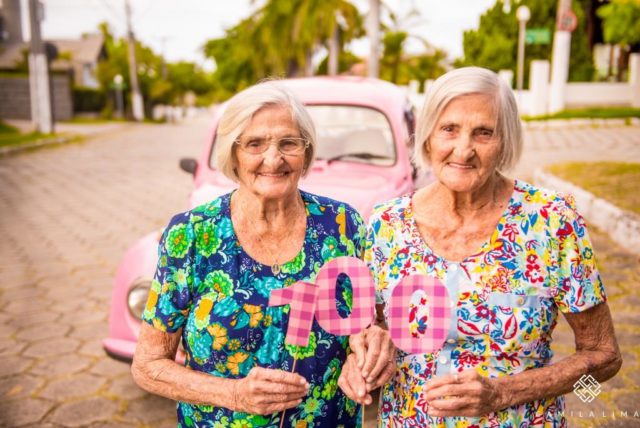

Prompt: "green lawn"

[524,107,640,121]
[547,162,640,215]
[0,120,77,149]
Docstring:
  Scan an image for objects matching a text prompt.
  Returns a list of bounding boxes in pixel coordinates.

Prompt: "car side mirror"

[179,158,198,176]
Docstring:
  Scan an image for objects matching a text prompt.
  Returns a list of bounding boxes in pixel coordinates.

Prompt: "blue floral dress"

[365,180,606,427]
[142,190,366,428]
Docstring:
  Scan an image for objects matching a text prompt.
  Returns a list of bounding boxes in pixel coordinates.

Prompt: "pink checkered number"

[269,281,318,347]
[388,275,451,354]
[315,256,375,336]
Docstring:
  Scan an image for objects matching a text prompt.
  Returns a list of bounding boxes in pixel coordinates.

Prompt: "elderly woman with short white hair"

[339,66,622,427]
[132,81,367,427]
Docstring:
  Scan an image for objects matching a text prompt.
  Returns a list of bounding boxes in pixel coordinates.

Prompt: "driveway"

[0,119,638,427]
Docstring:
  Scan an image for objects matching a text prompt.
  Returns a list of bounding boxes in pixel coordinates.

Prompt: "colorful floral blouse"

[365,180,606,427]
[143,190,366,428]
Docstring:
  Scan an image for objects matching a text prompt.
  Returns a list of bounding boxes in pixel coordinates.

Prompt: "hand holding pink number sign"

[269,256,452,355]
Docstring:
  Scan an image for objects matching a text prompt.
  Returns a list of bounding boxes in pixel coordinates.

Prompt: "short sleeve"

[552,195,606,313]
[141,213,194,332]
[344,206,367,258]
[364,206,387,305]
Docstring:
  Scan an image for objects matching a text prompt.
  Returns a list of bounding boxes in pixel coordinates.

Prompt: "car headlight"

[127,278,152,321]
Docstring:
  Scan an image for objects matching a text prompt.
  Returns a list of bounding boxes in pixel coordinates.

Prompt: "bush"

[73,87,106,113]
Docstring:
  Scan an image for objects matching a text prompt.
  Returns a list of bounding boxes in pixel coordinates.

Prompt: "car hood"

[188,168,402,220]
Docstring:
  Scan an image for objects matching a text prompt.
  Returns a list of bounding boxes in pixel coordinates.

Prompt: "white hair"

[214,80,316,181]
[414,66,522,173]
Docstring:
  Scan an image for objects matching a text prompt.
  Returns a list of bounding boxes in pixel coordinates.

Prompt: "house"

[0,34,106,89]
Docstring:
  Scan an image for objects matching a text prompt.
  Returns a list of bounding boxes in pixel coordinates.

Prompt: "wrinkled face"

[234,105,306,200]
[426,94,502,193]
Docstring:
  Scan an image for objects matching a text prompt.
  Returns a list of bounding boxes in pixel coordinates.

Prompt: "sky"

[34,0,497,69]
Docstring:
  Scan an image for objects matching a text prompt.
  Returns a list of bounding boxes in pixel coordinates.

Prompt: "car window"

[308,105,396,166]
[209,105,396,169]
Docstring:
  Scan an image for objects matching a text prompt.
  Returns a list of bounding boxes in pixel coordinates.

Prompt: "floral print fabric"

[143,190,366,427]
[365,180,606,427]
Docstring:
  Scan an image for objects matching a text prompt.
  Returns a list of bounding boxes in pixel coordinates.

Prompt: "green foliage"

[94,22,215,114]
[597,0,640,46]
[316,50,361,75]
[72,87,106,112]
[459,0,594,84]
[203,0,363,99]
[523,106,640,120]
[380,31,408,83]
[547,161,640,214]
[0,120,19,134]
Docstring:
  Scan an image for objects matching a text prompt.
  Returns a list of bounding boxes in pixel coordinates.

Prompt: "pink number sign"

[269,256,452,355]
[268,281,318,347]
[315,256,376,336]
[388,275,452,354]
[269,256,375,346]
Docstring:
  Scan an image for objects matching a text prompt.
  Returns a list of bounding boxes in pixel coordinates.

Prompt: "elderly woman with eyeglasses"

[131,81,366,427]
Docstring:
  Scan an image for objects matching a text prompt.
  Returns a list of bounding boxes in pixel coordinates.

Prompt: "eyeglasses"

[234,136,309,155]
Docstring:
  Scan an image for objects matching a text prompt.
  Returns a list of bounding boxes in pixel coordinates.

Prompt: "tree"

[203,0,363,98]
[597,0,640,80]
[458,0,594,85]
[95,22,214,116]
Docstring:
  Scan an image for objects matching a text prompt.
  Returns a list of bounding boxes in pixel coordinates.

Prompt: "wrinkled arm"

[131,323,309,414]
[131,323,238,408]
[426,303,622,417]
[495,302,622,406]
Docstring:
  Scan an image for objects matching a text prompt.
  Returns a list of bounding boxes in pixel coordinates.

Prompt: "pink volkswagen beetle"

[103,76,429,361]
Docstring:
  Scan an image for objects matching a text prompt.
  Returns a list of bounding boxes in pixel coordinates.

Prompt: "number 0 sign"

[269,256,452,355]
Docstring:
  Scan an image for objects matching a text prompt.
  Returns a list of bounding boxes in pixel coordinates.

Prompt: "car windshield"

[209,105,396,168]
[307,105,396,166]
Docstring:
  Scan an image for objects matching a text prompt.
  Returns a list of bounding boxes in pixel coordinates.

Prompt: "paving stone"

[39,373,106,401]
[29,353,92,377]
[89,421,136,428]
[79,338,108,358]
[0,397,53,427]
[123,394,176,424]
[91,357,131,377]
[0,355,34,378]
[47,396,120,427]
[613,393,640,413]
[597,419,640,427]
[0,337,27,357]
[60,307,108,325]
[0,374,44,399]
[107,374,147,400]
[69,322,109,340]
[23,337,81,358]
[6,310,60,329]
[16,323,71,342]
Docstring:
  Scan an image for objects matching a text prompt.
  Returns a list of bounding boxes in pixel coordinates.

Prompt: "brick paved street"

[0,119,638,427]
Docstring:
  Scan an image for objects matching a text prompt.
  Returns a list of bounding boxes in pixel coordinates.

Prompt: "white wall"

[565,82,630,108]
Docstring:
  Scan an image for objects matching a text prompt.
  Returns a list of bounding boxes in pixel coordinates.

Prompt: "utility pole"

[125,0,144,121]
[549,0,574,113]
[28,0,53,134]
[368,0,380,78]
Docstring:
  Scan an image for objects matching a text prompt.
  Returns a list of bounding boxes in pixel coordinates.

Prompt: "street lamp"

[113,74,124,119]
[516,5,531,95]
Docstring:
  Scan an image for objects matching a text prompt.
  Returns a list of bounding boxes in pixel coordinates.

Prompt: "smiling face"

[427,93,502,194]
[233,105,306,200]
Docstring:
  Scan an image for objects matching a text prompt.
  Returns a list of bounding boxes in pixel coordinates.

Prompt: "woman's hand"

[349,325,396,389]
[338,353,372,405]
[233,367,309,415]
[424,370,505,417]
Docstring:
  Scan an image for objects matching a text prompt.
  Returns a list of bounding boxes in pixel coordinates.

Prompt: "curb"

[533,168,640,256]
[523,117,640,129]
[0,135,80,156]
